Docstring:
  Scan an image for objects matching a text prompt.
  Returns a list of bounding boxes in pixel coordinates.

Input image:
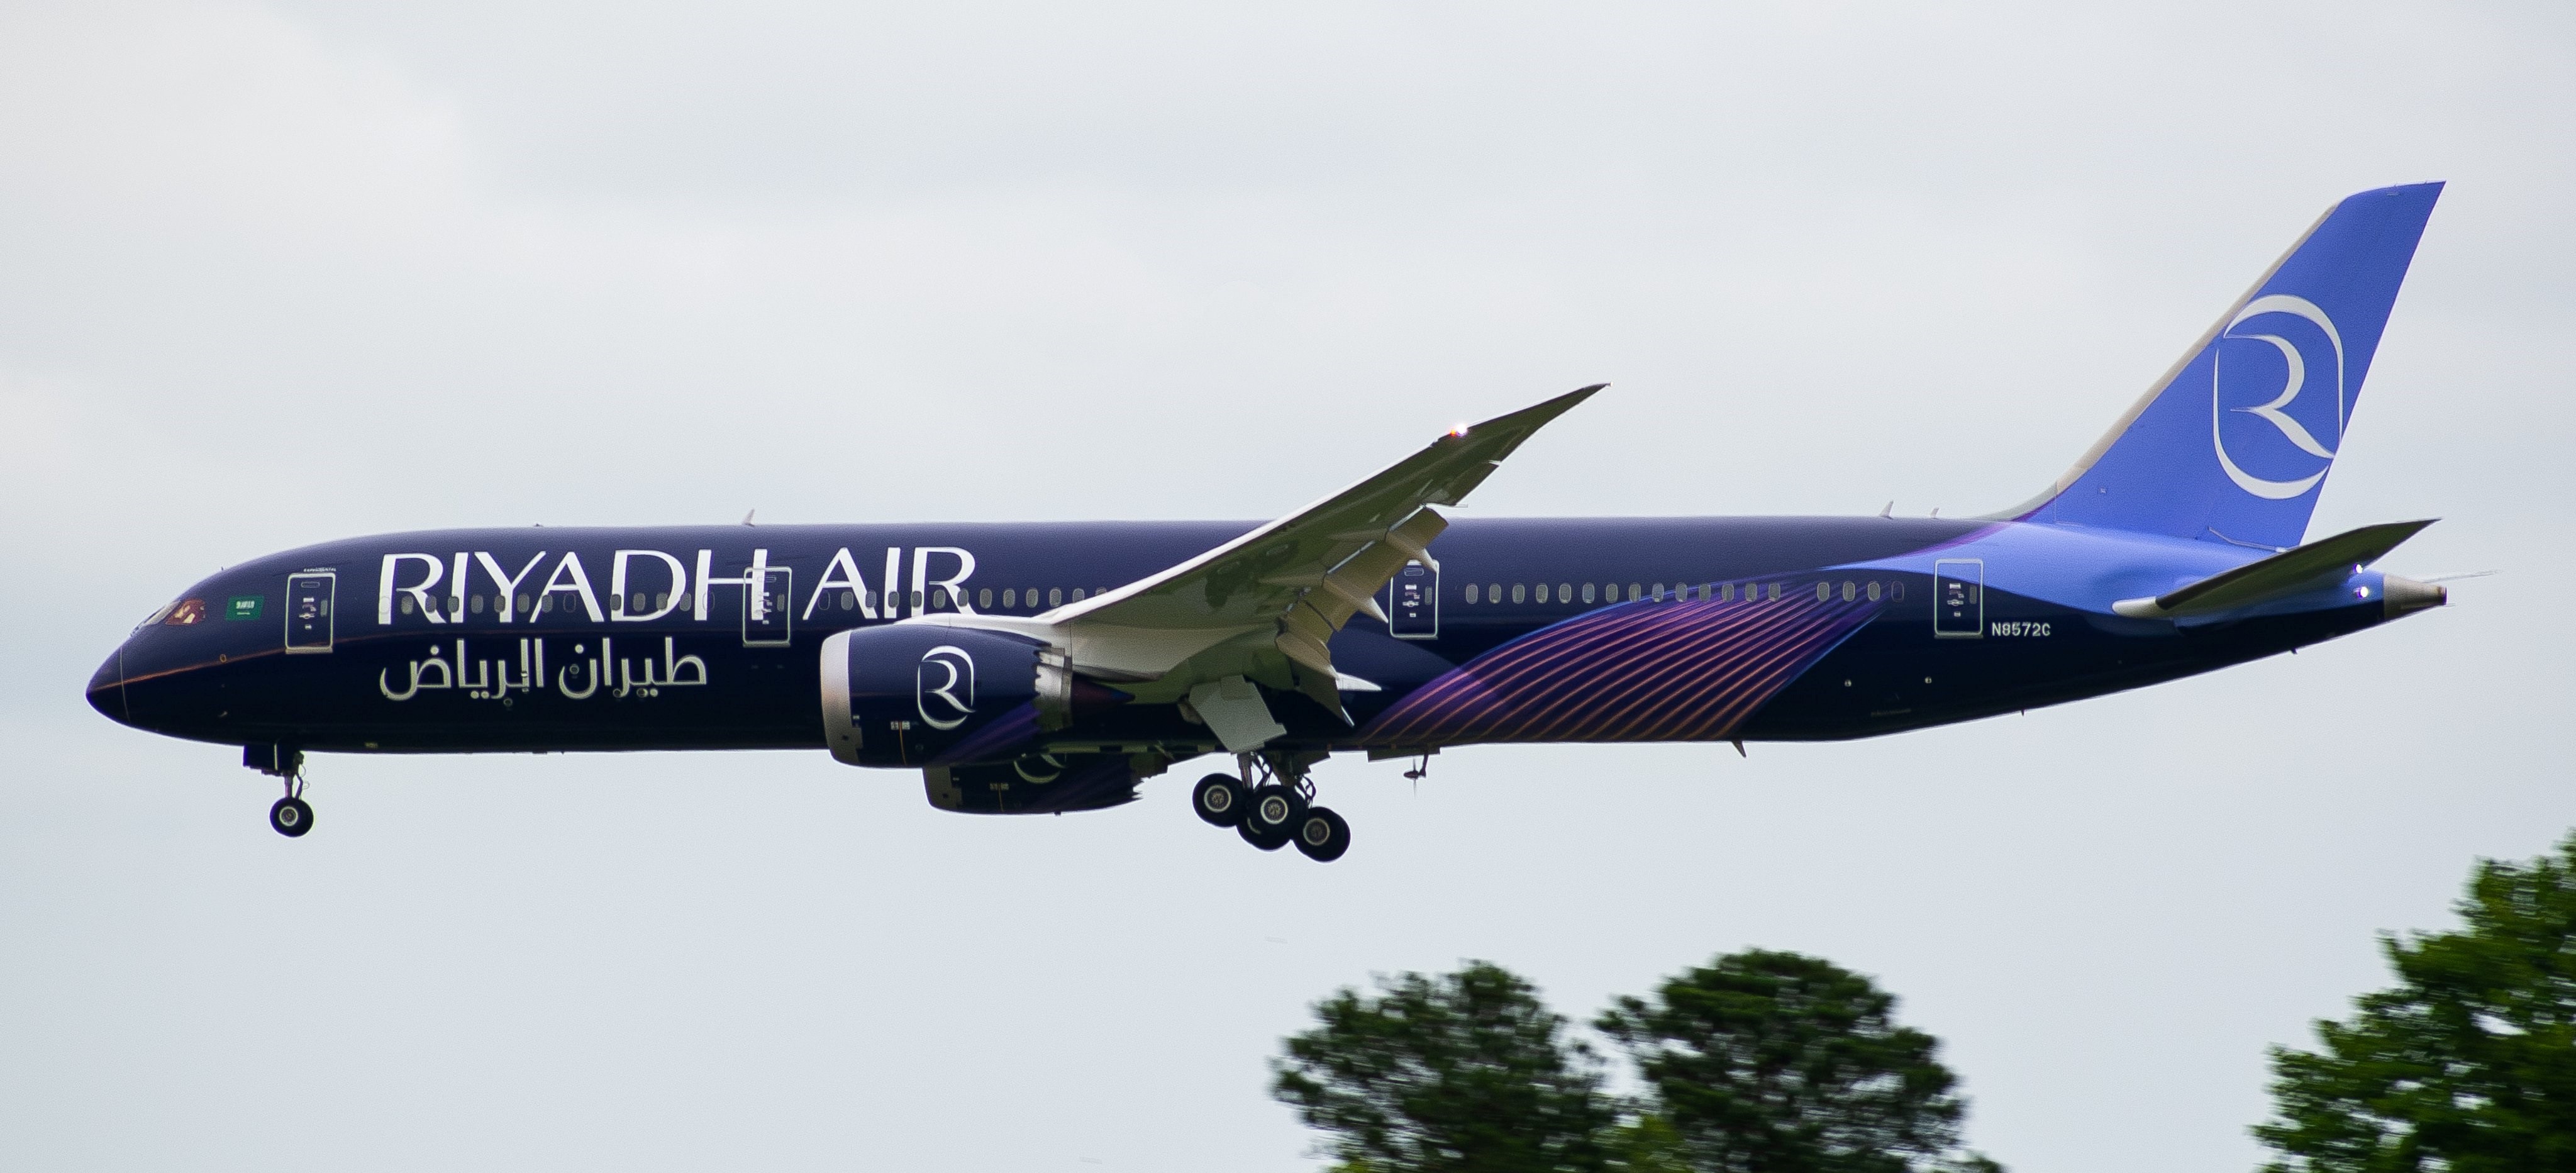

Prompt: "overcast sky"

[4,3,2572,1170]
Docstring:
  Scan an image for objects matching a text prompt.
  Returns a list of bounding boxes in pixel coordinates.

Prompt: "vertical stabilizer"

[2002,183,2442,550]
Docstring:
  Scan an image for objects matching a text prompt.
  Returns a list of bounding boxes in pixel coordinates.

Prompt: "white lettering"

[804,547,878,620]
[692,548,774,621]
[472,551,547,623]
[609,550,688,622]
[379,553,445,626]
[530,552,606,623]
[913,546,977,614]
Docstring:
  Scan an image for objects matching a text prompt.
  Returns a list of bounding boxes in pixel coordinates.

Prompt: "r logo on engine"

[916,645,977,730]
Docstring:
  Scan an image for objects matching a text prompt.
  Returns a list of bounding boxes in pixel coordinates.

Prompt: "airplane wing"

[921,385,1599,747]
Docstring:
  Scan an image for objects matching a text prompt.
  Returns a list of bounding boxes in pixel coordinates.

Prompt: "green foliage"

[2257,833,2576,1173]
[1272,960,1620,1173]
[1597,950,1996,1173]
[1275,953,1995,1173]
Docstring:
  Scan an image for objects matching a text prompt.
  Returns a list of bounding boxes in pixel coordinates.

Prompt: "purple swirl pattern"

[1358,592,1881,747]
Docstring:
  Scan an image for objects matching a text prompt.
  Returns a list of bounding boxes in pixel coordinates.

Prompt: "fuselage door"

[1389,560,1439,640]
[1932,559,1984,638]
[284,571,335,653]
[744,566,793,647]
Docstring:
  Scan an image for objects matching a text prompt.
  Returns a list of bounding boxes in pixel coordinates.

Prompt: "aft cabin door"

[284,572,335,653]
[1389,560,1438,639]
[1933,559,1983,638]
[743,566,792,647]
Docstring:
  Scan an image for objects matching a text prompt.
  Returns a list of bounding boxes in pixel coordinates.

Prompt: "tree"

[2256,833,2576,1172]
[1272,960,1621,1173]
[1597,950,1997,1173]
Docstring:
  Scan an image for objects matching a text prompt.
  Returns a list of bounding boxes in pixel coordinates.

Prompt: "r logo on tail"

[2214,294,2347,501]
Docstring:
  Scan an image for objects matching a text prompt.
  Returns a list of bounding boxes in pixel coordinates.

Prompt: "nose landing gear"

[247,744,313,838]
[1196,753,1348,862]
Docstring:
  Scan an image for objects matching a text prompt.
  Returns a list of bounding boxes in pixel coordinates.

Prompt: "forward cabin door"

[1389,560,1438,639]
[284,572,335,653]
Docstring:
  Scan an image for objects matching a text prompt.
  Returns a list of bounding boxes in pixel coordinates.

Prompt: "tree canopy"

[1598,950,1996,1173]
[2257,833,2576,1173]
[1274,953,1995,1173]
[1272,960,1620,1173]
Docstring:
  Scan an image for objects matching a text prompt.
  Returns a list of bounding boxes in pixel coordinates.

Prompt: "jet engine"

[819,626,1050,767]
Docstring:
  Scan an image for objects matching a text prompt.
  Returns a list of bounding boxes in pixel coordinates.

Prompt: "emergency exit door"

[1388,561,1438,639]
[743,566,793,647]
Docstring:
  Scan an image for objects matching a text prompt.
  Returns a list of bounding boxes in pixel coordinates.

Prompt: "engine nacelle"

[819,626,1047,767]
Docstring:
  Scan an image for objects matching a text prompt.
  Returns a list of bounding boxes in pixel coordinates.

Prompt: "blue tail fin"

[2006,182,2442,550]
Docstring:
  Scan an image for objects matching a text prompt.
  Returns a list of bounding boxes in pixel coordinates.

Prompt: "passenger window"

[470,594,485,614]
[1652,583,1665,601]
[1626,583,1641,602]
[977,587,991,609]
[1535,584,1551,603]
[1557,582,1571,603]
[1049,587,1063,607]
[1001,588,1015,608]
[399,596,415,615]
[1867,581,1883,601]
[1842,581,1857,602]
[517,592,531,613]
[1072,589,1086,602]
[1892,581,1904,601]
[1581,582,1596,603]
[1815,582,1829,601]
[910,591,925,609]
[1464,584,1479,604]
[1767,583,1782,601]
[1511,584,1528,603]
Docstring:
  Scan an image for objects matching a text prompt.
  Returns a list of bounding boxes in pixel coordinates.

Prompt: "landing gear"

[1192,774,1248,826]
[1198,753,1348,862]
[269,796,314,837]
[247,743,312,839]
[1292,806,1350,862]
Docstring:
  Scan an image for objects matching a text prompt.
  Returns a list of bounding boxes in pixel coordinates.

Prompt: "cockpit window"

[165,599,207,626]
[138,601,176,630]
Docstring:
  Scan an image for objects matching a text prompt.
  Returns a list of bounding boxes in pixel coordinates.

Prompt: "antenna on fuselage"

[1879,501,1894,518]
[742,509,757,526]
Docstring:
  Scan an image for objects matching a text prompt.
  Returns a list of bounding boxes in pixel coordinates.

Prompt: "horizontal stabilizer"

[2112,520,2434,619]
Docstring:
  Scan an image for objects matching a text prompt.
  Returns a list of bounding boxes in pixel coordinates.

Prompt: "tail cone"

[2382,574,2446,618]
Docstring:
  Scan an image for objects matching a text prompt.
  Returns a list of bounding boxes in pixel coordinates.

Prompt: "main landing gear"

[1192,753,1350,862]
[247,744,313,838]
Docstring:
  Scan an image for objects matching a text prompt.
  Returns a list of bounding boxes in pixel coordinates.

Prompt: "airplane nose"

[86,645,130,726]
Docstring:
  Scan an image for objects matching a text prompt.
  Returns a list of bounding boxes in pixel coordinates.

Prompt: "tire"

[1293,806,1351,862]
[269,796,314,838]
[1245,784,1306,835]
[1192,774,1248,827]
[1238,817,1291,852]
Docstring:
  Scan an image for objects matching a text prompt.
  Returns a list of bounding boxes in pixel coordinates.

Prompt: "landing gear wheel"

[1238,817,1291,852]
[1292,806,1351,862]
[1192,774,1248,827]
[1245,784,1306,838]
[269,796,314,838]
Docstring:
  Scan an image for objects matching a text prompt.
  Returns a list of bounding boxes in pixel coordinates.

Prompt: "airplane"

[88,182,2452,860]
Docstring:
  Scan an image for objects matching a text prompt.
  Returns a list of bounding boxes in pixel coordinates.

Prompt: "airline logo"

[916,645,977,730]
[2212,294,2346,500]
